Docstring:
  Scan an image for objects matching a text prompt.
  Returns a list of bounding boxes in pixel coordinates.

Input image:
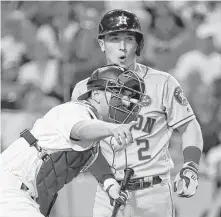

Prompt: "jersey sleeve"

[163,75,195,129]
[71,78,89,101]
[57,102,92,141]
[60,102,100,151]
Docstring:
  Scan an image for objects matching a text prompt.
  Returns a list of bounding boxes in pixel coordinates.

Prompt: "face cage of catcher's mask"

[104,79,144,124]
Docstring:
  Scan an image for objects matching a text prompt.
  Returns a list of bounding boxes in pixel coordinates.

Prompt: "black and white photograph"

[1,1,221,217]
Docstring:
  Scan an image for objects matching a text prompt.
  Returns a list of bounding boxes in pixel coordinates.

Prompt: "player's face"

[98,32,137,69]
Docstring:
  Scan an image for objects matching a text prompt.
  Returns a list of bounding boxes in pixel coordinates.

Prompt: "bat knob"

[124,168,134,176]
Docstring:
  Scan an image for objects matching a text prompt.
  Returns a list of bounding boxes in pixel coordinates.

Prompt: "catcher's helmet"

[98,9,144,56]
[78,64,145,124]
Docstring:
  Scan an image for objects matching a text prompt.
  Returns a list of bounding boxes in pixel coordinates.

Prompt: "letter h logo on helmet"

[118,13,128,26]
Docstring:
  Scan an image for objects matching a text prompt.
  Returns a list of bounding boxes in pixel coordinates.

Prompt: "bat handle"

[111,168,134,217]
[121,168,134,190]
[111,202,122,217]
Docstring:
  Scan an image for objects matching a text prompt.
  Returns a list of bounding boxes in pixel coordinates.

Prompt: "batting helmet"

[98,9,144,56]
[78,64,145,124]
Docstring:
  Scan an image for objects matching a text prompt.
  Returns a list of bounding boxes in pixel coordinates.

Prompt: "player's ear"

[98,39,105,52]
[91,90,101,104]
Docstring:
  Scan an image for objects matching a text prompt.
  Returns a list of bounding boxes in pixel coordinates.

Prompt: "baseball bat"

[111,168,134,217]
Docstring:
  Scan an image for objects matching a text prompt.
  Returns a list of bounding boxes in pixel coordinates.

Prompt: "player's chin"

[116,62,128,68]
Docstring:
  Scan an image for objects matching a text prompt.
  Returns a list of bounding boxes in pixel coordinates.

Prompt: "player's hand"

[113,190,129,209]
[103,178,129,207]
[174,161,199,198]
[108,121,137,147]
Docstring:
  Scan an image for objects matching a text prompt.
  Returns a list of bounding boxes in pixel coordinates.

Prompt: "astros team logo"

[140,95,152,107]
[118,14,128,25]
[174,86,188,106]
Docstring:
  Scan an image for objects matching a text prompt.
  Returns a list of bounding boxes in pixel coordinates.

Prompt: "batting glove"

[174,161,199,198]
[103,178,129,207]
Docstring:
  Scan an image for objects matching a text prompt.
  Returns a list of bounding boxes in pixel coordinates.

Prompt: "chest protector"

[36,146,98,216]
[21,101,100,216]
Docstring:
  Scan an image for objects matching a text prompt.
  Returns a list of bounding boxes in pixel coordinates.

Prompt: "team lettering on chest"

[134,115,156,134]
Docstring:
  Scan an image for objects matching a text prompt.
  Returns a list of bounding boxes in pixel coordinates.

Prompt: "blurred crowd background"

[1,1,221,217]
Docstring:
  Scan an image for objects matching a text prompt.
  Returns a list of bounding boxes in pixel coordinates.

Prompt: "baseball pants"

[93,178,175,217]
[0,170,43,217]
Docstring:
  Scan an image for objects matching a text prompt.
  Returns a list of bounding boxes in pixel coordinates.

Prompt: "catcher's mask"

[78,64,145,124]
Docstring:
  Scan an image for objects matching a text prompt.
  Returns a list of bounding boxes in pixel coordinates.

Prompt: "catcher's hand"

[103,178,129,208]
[109,121,138,147]
[174,161,199,198]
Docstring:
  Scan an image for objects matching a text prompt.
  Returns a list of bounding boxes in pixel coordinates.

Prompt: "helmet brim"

[98,29,143,39]
[77,80,106,100]
[77,90,92,100]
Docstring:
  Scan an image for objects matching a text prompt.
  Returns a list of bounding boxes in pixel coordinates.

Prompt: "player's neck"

[85,99,101,119]
[87,98,98,111]
[128,61,137,71]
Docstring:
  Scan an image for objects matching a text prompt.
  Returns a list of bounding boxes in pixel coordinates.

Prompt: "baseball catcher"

[0,64,145,217]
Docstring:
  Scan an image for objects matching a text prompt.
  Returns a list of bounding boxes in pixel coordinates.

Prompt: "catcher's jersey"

[72,63,196,179]
[0,101,98,197]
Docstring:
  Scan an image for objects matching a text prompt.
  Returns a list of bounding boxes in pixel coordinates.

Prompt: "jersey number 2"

[135,115,156,161]
[137,138,151,160]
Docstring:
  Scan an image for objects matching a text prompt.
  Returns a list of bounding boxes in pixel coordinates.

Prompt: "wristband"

[103,178,117,191]
[183,146,201,165]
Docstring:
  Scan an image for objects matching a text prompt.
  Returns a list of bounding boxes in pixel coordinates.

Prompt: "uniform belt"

[21,183,37,201]
[117,176,162,191]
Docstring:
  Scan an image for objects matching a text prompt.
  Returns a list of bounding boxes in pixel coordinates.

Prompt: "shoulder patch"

[174,86,188,106]
[140,95,152,107]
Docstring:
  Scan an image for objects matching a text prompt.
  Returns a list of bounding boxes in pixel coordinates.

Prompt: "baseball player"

[71,9,204,217]
[0,65,145,217]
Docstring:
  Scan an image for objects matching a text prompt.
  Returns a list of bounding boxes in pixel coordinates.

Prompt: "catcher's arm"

[71,120,137,148]
[88,147,114,184]
[111,168,134,217]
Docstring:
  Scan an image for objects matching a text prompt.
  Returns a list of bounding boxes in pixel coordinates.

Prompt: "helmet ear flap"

[136,45,141,56]
[136,37,144,56]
